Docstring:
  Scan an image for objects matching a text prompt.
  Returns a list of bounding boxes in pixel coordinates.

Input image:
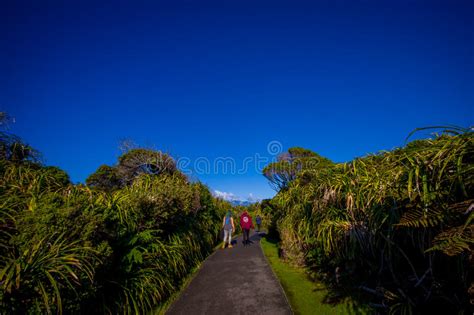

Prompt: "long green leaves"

[0,140,228,313]
[0,233,97,314]
[265,128,473,312]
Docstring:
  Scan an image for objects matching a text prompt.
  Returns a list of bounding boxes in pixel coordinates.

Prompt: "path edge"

[163,233,241,314]
[258,234,294,315]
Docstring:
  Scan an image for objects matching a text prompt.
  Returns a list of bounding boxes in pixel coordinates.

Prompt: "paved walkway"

[167,232,292,315]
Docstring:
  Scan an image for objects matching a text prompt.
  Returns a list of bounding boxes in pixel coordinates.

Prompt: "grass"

[260,236,370,315]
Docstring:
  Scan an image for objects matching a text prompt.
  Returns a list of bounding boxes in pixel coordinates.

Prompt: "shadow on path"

[166,231,292,315]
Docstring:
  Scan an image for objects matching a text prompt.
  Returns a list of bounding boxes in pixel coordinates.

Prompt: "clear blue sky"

[2,0,473,200]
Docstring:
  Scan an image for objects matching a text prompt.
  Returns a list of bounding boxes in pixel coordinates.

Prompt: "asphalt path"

[167,232,292,315]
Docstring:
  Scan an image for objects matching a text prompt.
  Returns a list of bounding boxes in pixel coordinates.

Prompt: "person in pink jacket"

[240,211,254,246]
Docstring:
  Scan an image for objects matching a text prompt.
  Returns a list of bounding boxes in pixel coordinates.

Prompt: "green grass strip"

[260,237,369,315]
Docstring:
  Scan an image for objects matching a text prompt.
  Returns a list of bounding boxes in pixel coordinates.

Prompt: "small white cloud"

[213,190,261,203]
[213,190,238,201]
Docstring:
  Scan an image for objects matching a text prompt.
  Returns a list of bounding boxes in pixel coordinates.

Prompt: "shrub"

[264,128,474,313]
[0,133,229,313]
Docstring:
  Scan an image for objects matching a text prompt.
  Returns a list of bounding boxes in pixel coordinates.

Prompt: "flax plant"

[265,127,473,313]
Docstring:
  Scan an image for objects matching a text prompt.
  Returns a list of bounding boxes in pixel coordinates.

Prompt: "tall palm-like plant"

[266,127,473,312]
[0,233,97,314]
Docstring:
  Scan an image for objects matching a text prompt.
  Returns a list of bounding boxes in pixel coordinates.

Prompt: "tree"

[116,149,179,185]
[86,149,182,190]
[0,133,39,163]
[263,147,332,191]
[0,112,40,163]
[0,112,14,129]
[86,165,121,191]
[41,166,70,187]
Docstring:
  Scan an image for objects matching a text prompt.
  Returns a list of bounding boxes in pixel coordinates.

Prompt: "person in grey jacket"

[222,210,235,249]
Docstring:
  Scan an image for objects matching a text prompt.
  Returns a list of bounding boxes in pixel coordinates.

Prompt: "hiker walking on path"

[240,210,254,246]
[167,228,292,315]
[222,210,235,249]
[256,215,262,232]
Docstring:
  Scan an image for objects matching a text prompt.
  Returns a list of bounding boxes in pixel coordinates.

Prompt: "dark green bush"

[263,129,473,313]
[0,134,229,314]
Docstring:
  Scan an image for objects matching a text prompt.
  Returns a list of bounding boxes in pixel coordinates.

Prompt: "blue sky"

[2,0,473,200]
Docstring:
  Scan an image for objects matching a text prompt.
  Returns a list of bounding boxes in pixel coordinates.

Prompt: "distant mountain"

[229,199,254,207]
[213,190,259,207]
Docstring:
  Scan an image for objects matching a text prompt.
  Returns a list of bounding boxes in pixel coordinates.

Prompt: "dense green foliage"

[260,129,473,314]
[86,148,181,191]
[2,109,472,315]
[263,147,333,191]
[0,132,229,314]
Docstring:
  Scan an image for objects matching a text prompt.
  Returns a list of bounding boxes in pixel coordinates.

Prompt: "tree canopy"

[86,148,181,191]
[263,147,333,191]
